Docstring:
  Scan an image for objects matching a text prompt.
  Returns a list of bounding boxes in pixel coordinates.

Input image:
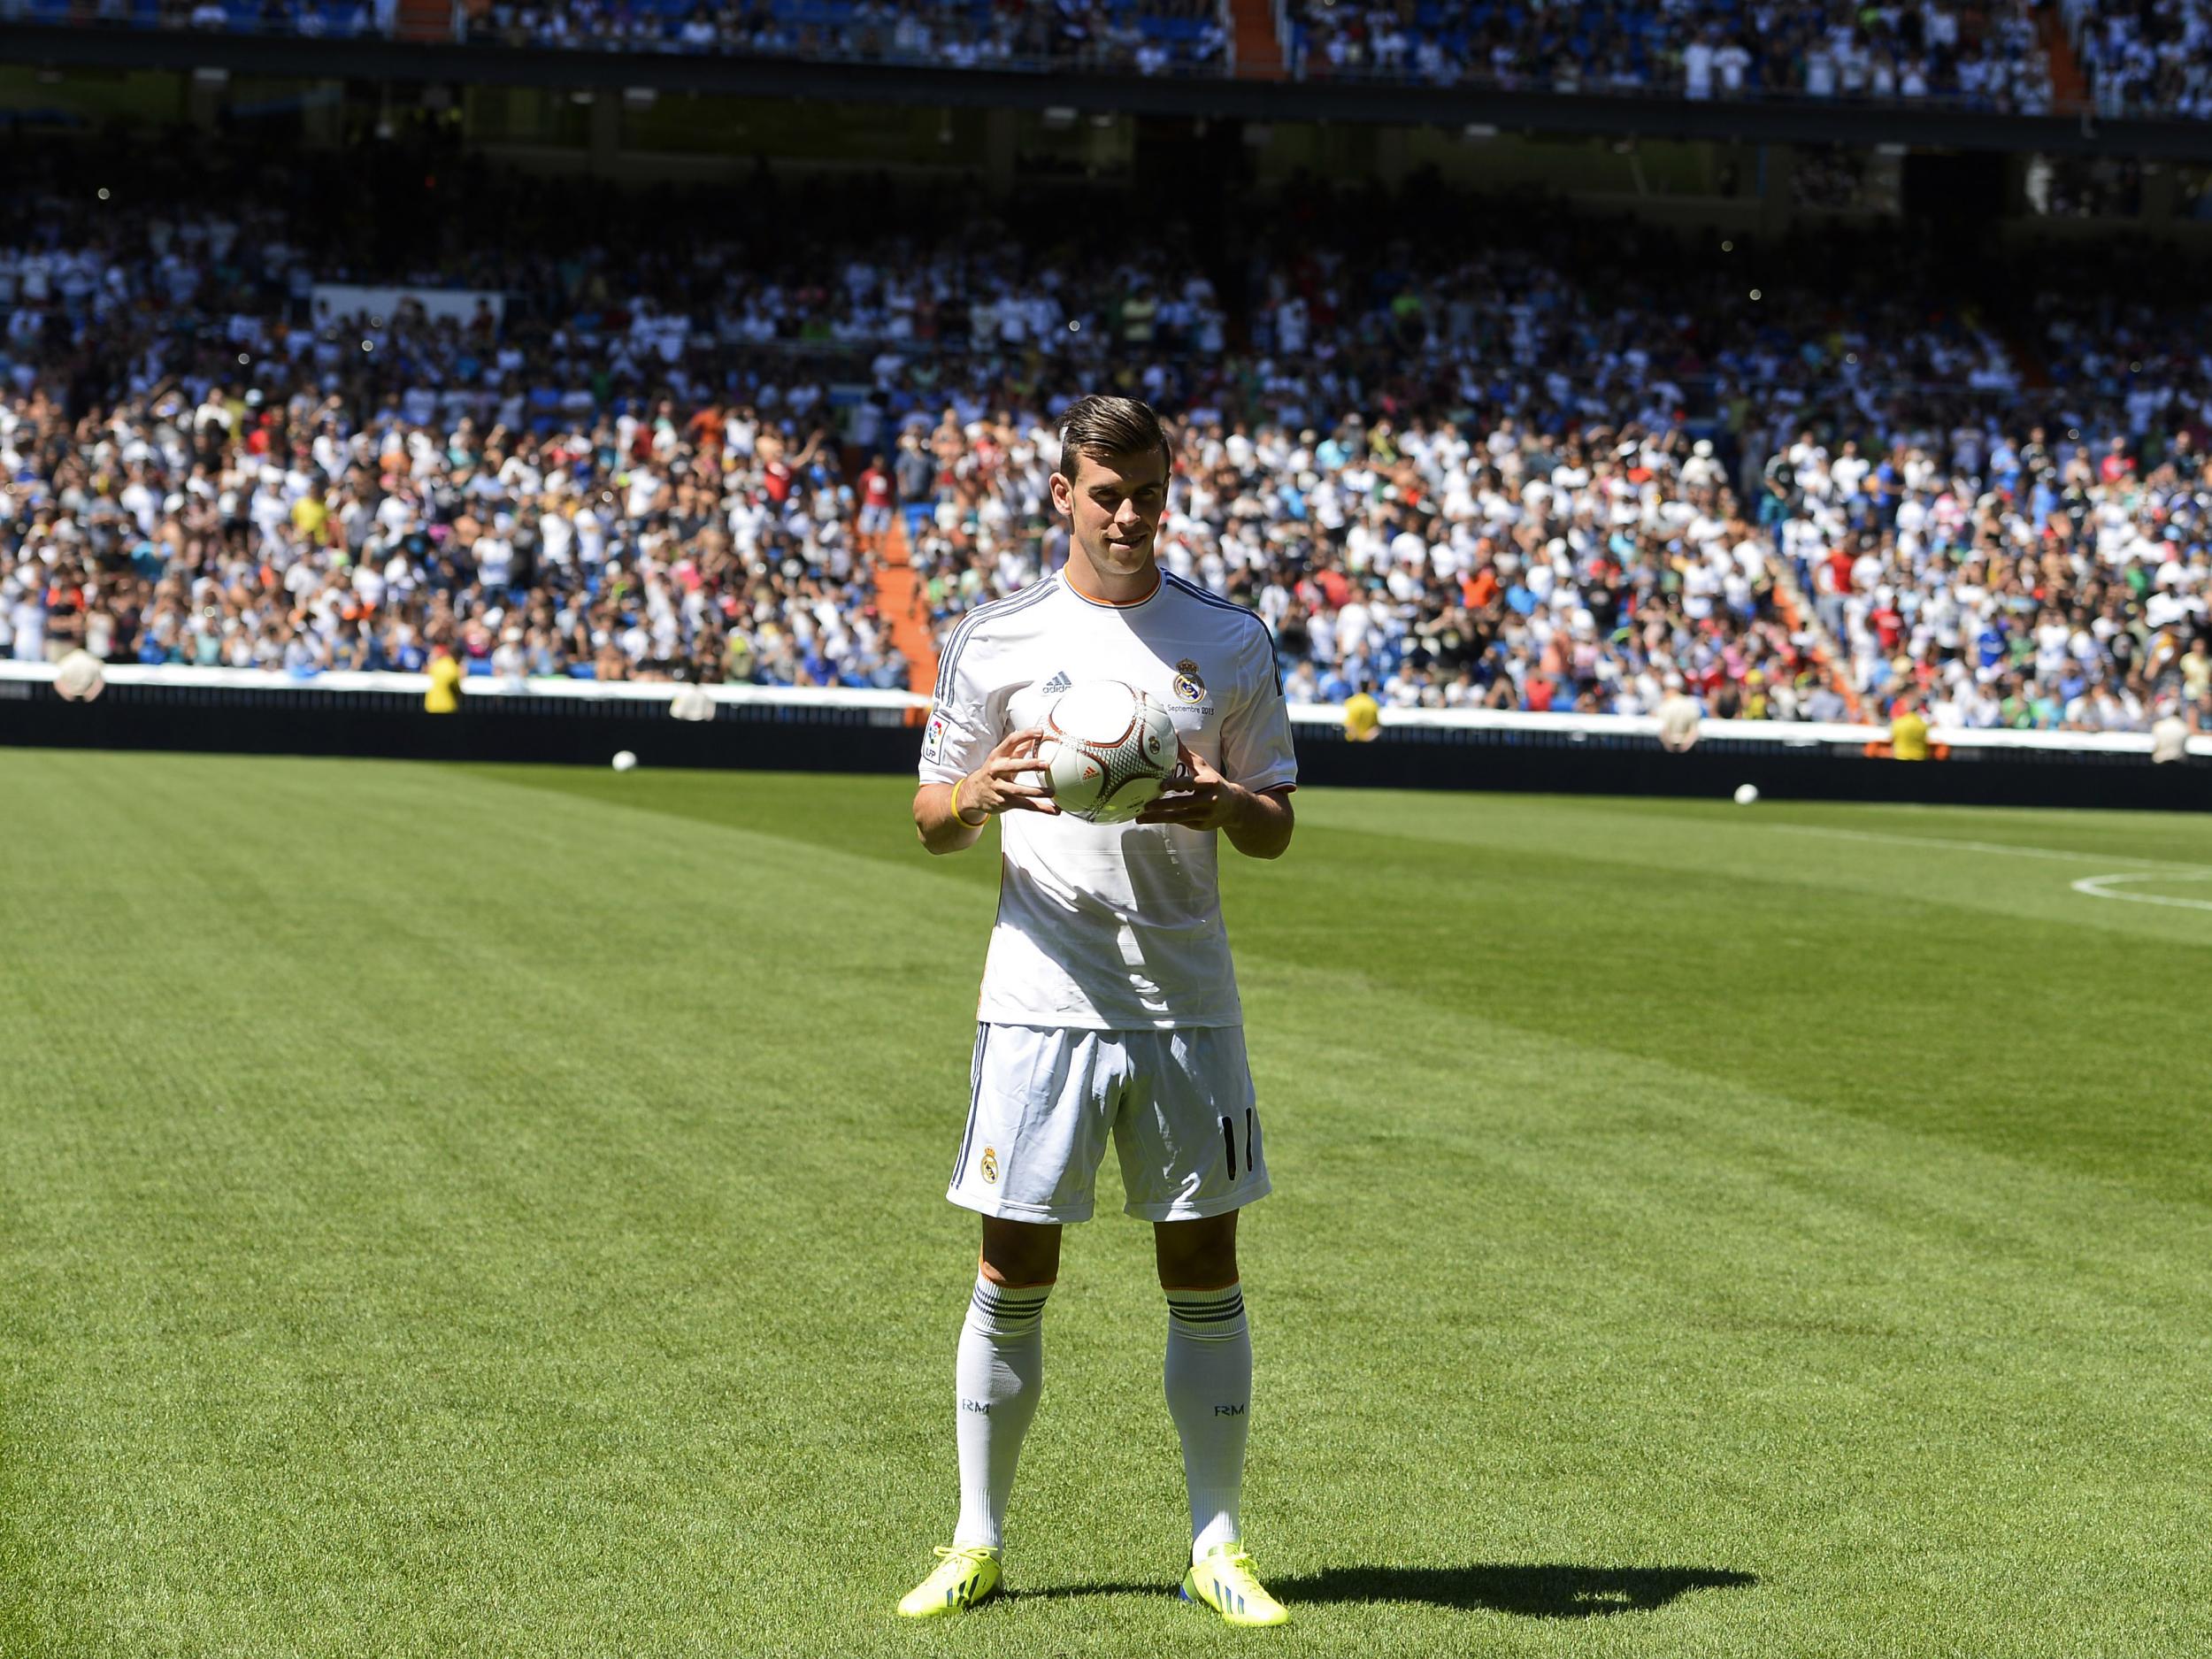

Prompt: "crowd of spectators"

[57,0,2212,127]
[454,0,1230,73]
[1286,0,2056,112]
[1752,424,2212,732]
[2066,0,2212,120]
[0,140,1241,689]
[61,0,2212,128]
[14,0,400,35]
[0,138,2206,735]
[0,387,931,688]
[866,179,2208,734]
[51,0,1229,74]
[1765,234,2212,732]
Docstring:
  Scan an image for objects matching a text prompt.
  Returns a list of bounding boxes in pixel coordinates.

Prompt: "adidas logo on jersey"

[1041,670,1073,695]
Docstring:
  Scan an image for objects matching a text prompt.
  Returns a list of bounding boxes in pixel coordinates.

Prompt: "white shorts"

[947,1023,1271,1225]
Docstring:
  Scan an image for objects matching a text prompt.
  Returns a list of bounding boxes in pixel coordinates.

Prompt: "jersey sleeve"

[1218,619,1298,793]
[918,631,999,785]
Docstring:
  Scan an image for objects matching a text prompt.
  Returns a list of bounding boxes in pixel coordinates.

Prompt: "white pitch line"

[1764,823,2212,875]
[2070,872,2212,913]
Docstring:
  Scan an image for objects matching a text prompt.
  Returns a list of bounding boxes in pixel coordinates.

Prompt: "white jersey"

[919,571,1297,1031]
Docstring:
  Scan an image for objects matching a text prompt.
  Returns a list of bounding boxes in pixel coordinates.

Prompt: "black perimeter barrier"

[2,680,2208,812]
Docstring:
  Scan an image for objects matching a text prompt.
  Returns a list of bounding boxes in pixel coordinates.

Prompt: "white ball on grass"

[1733,783,1760,806]
[612,750,639,772]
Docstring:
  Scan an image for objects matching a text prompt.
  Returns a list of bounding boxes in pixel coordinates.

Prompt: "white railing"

[0,660,918,712]
[1289,701,1865,745]
[1296,702,2212,758]
[4,661,2205,757]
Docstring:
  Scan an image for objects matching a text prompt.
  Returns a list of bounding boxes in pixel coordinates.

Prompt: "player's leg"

[949,1216,1060,1557]
[1155,1213,1256,1558]
[899,1232,1050,1618]
[899,1026,1118,1618]
[1117,1028,1288,1626]
[1158,1213,1286,1626]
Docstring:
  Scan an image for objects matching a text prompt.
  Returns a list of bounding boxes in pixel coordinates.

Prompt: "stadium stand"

[458,0,1229,72]
[2068,0,2212,121]
[8,0,392,36]
[1273,0,2055,111]
[31,0,2212,125]
[0,138,2204,732]
[16,0,1232,73]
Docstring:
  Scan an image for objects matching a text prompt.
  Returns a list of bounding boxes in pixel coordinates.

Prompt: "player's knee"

[979,1217,1061,1287]
[1154,1214,1239,1289]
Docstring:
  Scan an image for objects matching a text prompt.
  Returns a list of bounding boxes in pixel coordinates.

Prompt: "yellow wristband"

[950,775,988,829]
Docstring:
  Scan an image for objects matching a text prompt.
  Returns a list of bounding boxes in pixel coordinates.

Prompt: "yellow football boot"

[1180,1542,1291,1628]
[895,1545,1002,1618]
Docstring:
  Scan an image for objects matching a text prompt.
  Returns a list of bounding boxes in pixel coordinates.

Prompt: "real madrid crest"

[979,1146,1000,1185]
[1171,658,1206,704]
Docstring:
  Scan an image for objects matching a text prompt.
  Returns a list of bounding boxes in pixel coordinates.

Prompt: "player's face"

[1055,447,1168,582]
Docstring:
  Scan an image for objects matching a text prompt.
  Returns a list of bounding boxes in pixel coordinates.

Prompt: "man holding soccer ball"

[902,395,1298,1626]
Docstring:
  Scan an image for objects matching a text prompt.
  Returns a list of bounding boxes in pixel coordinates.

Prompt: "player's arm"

[1135,748,1295,860]
[1225,780,1295,861]
[913,726,1060,856]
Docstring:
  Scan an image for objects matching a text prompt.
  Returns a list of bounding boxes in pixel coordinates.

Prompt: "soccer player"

[899,395,1298,1628]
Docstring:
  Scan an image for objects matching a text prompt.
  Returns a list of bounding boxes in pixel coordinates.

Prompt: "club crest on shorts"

[979,1146,1000,1185]
[1171,659,1206,704]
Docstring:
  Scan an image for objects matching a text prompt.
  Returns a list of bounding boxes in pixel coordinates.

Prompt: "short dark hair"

[1056,395,1172,486]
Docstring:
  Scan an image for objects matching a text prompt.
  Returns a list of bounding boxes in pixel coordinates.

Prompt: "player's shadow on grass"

[1276,1563,1757,1617]
[1022,1563,1754,1618]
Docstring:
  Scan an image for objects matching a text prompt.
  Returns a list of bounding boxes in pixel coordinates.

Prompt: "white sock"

[950,1274,1052,1553]
[1164,1282,1251,1562]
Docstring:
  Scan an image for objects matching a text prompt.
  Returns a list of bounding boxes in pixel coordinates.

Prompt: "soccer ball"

[612,750,639,772]
[1037,680,1179,824]
[1733,783,1760,806]
[53,649,105,703]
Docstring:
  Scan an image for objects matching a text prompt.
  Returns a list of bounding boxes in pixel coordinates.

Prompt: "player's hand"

[1135,743,1247,831]
[956,727,1061,821]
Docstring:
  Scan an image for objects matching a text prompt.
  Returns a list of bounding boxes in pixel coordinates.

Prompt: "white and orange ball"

[1037,680,1179,824]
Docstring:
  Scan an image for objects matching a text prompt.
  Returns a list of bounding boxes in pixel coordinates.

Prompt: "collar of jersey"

[1063,564,1163,609]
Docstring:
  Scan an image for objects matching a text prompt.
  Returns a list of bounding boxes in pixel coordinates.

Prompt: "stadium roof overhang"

[9,24,2212,160]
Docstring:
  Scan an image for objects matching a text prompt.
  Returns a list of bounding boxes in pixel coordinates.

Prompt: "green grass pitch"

[3,749,2209,1658]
